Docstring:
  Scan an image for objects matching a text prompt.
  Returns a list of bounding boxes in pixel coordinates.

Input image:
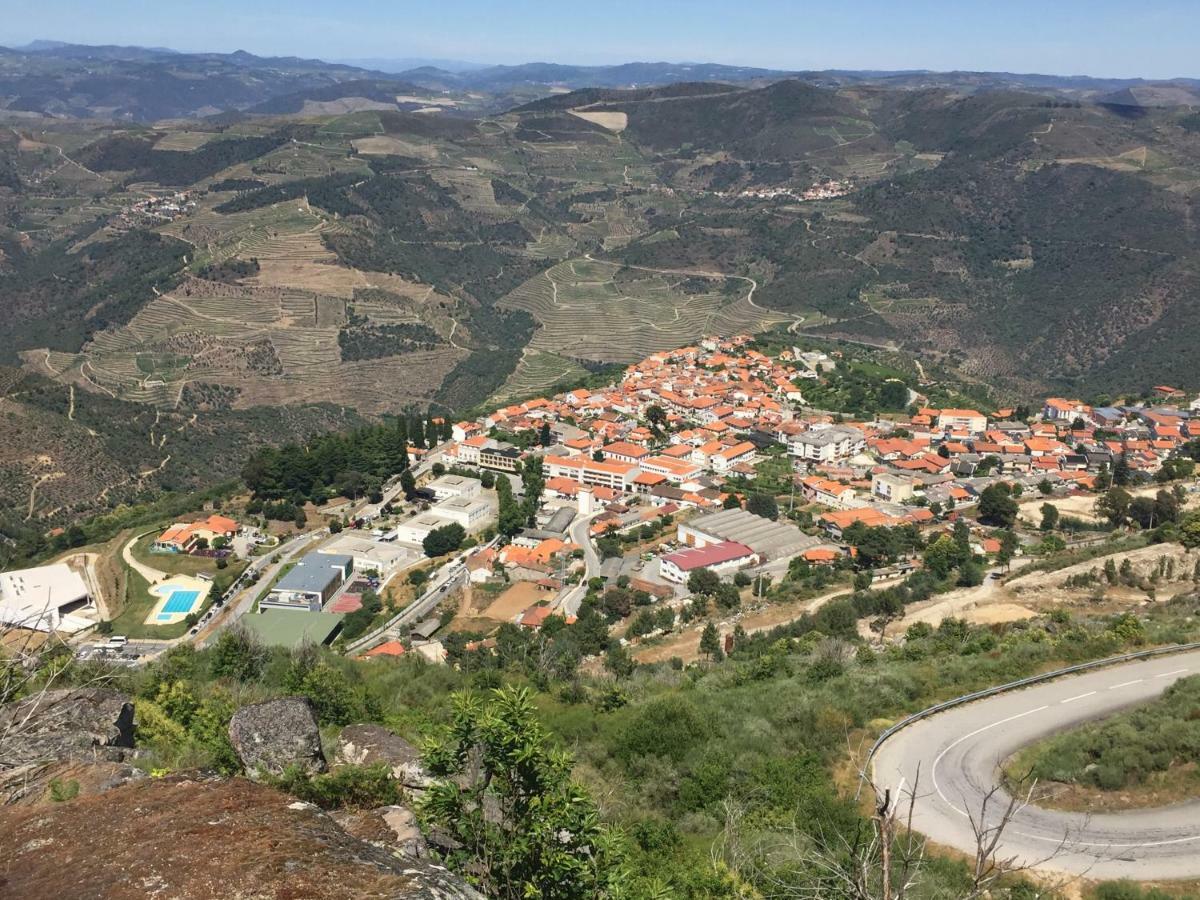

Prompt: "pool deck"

[142,574,213,626]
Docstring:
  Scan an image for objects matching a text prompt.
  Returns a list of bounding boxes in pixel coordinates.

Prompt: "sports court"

[143,575,212,626]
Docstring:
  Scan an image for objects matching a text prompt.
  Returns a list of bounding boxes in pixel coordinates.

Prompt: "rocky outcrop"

[0,759,146,807]
[228,696,327,778]
[0,688,135,768]
[0,775,483,899]
[336,723,431,791]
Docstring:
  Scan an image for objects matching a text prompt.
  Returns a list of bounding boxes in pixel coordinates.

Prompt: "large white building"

[783,425,865,463]
[0,563,94,633]
[427,474,482,502]
[430,496,491,531]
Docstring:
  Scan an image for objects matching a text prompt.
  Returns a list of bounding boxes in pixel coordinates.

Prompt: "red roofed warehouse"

[660,540,758,584]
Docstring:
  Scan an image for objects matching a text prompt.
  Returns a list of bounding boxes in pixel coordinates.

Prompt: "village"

[4,335,1199,671]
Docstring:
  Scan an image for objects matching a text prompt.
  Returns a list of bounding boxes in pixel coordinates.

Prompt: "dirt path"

[122,532,167,584]
[634,586,849,664]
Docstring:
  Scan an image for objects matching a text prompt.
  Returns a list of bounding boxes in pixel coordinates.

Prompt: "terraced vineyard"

[39,271,462,415]
[491,350,591,405]
[499,257,790,363]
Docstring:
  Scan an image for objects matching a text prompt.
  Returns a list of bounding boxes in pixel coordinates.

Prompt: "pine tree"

[699,622,722,661]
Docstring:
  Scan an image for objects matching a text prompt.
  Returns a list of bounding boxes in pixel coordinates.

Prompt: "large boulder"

[336,723,431,790]
[0,688,135,768]
[228,696,327,778]
[0,775,483,898]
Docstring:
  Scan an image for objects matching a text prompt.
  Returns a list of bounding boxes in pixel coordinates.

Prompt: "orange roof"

[803,547,839,562]
[603,441,651,459]
[204,514,238,534]
[364,641,406,658]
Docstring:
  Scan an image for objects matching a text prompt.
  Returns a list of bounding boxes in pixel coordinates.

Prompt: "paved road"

[555,510,605,617]
[872,649,1200,881]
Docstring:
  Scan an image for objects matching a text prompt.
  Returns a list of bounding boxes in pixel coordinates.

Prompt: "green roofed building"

[241,609,343,649]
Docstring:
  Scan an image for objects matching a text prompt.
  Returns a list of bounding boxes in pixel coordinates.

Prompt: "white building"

[427,474,482,502]
[936,409,988,434]
[430,496,491,531]
[872,472,916,503]
[0,563,94,633]
[784,425,865,463]
[660,540,758,584]
[394,512,447,546]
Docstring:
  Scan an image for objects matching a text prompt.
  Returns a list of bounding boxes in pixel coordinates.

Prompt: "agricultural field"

[499,256,792,364]
[490,350,591,405]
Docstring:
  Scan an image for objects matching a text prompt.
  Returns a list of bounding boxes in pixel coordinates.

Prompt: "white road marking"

[932,705,1049,815]
[1060,691,1096,704]
[1155,668,1189,678]
[1108,679,1144,690]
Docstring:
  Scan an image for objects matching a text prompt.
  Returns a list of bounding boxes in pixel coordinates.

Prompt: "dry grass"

[568,110,628,132]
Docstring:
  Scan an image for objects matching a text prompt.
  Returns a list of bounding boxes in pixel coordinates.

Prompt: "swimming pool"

[162,589,200,614]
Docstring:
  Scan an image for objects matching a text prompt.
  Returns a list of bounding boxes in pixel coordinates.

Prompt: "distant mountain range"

[0,41,1197,122]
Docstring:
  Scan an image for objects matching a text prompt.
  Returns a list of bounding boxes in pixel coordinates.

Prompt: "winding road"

[871,649,1200,881]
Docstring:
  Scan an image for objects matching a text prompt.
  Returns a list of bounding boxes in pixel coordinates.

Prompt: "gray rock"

[335,723,431,790]
[0,688,135,768]
[228,697,327,778]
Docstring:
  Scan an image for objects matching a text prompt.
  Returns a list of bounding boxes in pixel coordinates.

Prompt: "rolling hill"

[3,66,1200,530]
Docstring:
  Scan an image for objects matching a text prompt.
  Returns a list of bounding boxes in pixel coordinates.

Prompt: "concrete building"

[263,552,353,612]
[660,540,758,584]
[677,508,819,561]
[430,496,491,531]
[872,472,916,503]
[427,474,482,501]
[393,512,447,546]
[479,445,522,472]
[936,409,988,434]
[783,425,865,463]
[320,533,419,574]
[0,563,93,633]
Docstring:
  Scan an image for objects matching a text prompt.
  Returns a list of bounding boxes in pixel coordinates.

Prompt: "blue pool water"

[162,589,200,614]
[157,613,173,621]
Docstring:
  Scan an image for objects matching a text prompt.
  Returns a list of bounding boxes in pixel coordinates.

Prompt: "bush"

[271,763,402,809]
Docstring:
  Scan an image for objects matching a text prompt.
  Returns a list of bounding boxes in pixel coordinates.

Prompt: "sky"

[3,0,1199,79]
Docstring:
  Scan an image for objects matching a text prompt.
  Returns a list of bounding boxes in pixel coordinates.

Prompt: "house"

[263,552,353,612]
[152,514,239,553]
[660,541,758,584]
[0,563,94,633]
[801,476,858,508]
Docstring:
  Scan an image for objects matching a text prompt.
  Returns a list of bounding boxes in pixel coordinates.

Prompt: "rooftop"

[664,540,755,571]
[241,609,343,648]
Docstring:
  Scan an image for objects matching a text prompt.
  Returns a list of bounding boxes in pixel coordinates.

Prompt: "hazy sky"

[4,0,1198,78]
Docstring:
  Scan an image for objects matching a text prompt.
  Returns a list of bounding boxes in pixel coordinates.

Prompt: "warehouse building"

[660,541,758,584]
[676,508,819,561]
[263,552,353,612]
